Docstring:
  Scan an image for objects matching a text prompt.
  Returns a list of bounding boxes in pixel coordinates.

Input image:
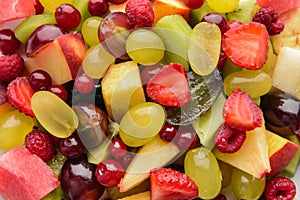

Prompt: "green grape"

[73,0,92,30]
[224,70,272,98]
[260,40,277,73]
[190,2,216,27]
[184,147,222,199]
[119,102,165,147]
[82,43,115,79]
[82,17,103,47]
[206,0,240,13]
[0,110,36,150]
[40,0,73,12]
[31,91,78,138]
[218,160,233,188]
[231,168,266,200]
[126,29,165,66]
[221,59,242,78]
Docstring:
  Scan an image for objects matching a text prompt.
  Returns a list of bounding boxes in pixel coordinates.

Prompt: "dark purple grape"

[0,29,20,55]
[59,133,85,158]
[201,13,228,34]
[61,155,105,200]
[25,24,66,56]
[55,3,82,31]
[88,0,109,16]
[108,0,127,4]
[29,69,52,91]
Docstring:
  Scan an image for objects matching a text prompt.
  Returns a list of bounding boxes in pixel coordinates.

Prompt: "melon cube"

[0,147,60,200]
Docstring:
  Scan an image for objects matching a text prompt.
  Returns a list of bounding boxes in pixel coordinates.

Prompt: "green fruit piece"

[188,22,221,76]
[31,91,79,138]
[81,16,103,47]
[47,151,67,177]
[40,0,73,12]
[166,69,223,125]
[42,186,66,200]
[281,135,300,177]
[207,0,240,13]
[73,0,92,30]
[225,0,260,23]
[261,40,277,73]
[154,14,192,71]
[185,147,222,199]
[14,13,56,44]
[221,59,242,78]
[192,92,225,150]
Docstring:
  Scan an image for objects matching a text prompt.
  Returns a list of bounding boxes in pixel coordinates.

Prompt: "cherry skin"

[88,0,109,16]
[28,70,52,91]
[48,85,68,101]
[109,139,127,158]
[176,127,199,150]
[0,29,20,55]
[55,3,82,31]
[183,0,205,9]
[59,133,85,158]
[159,124,178,142]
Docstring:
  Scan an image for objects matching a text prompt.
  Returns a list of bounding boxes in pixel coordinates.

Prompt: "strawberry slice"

[223,89,262,131]
[146,63,191,107]
[150,168,198,200]
[6,77,35,116]
[222,22,269,70]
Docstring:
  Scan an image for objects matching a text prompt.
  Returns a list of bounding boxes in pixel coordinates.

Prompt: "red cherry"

[183,0,205,9]
[159,124,178,142]
[88,0,109,17]
[55,3,82,30]
[176,127,199,150]
[109,139,128,158]
[48,85,68,101]
[95,159,124,187]
[28,70,52,91]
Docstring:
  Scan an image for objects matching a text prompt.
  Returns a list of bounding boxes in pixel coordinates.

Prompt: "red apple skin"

[268,141,299,177]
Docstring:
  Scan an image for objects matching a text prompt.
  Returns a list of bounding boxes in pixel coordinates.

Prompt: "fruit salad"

[0,0,300,199]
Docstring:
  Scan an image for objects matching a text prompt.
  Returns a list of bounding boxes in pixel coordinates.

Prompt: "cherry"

[74,74,95,94]
[159,124,178,142]
[59,133,85,158]
[34,0,44,14]
[48,85,68,101]
[201,13,228,34]
[109,139,128,158]
[118,152,134,169]
[175,126,199,150]
[88,0,109,17]
[0,29,20,55]
[95,159,124,187]
[28,70,52,91]
[183,0,205,9]
[55,3,82,31]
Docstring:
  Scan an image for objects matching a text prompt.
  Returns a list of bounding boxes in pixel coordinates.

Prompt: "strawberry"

[150,168,198,200]
[223,88,262,131]
[146,63,191,107]
[125,0,154,28]
[6,77,35,116]
[222,22,269,70]
[0,53,24,83]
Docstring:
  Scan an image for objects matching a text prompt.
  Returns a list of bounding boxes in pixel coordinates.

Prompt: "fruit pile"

[0,0,300,199]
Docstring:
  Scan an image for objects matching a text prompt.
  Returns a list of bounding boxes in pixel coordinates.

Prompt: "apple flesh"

[266,130,300,177]
[25,33,86,85]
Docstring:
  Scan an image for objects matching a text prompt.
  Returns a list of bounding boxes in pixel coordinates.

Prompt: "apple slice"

[118,135,180,192]
[213,126,271,178]
[282,135,300,177]
[119,191,150,200]
[266,130,300,177]
[25,33,86,85]
[101,61,146,123]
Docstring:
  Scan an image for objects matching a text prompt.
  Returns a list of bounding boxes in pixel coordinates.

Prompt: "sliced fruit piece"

[188,22,221,76]
[150,168,198,200]
[206,0,239,13]
[213,126,271,178]
[146,63,191,107]
[118,191,150,200]
[256,0,300,15]
[25,33,86,85]
[101,61,146,123]
[265,130,300,177]
[0,147,60,200]
[118,135,180,192]
[222,22,269,70]
[225,0,259,23]
[281,135,300,177]
[153,0,191,24]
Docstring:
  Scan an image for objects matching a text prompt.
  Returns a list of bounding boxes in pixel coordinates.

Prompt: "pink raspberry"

[263,176,296,200]
[25,130,56,162]
[125,0,154,29]
[0,53,24,83]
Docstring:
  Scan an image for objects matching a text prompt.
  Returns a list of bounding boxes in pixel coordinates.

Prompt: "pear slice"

[118,135,180,192]
[213,126,271,178]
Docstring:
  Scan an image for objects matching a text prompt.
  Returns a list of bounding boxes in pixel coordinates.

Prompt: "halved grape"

[119,102,165,147]
[82,16,103,47]
[31,91,78,138]
[184,147,222,199]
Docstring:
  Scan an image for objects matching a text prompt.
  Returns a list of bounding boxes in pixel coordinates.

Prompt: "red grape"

[0,29,20,55]
[28,70,52,91]
[176,126,199,150]
[74,74,95,94]
[159,124,178,142]
[109,139,127,158]
[183,0,205,9]
[88,0,109,16]
[95,159,124,187]
[55,3,82,31]
[59,133,85,158]
[48,85,68,101]
[201,13,228,34]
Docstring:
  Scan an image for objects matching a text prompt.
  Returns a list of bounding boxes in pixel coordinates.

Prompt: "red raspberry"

[125,0,154,28]
[0,81,7,104]
[263,176,296,200]
[214,124,246,153]
[25,130,56,162]
[0,53,24,83]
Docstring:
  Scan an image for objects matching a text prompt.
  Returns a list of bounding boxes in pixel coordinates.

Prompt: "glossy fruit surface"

[0,29,20,55]
[74,74,95,94]
[159,124,178,142]
[176,127,199,150]
[206,0,239,13]
[28,69,52,91]
[201,13,228,34]
[81,16,103,46]
[55,3,82,30]
[47,85,68,101]
[88,0,109,16]
[95,159,124,187]
[183,0,205,9]
[39,0,74,13]
[109,139,127,158]
[59,133,85,158]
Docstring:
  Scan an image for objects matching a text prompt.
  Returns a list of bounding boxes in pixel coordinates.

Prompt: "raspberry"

[125,0,154,28]
[0,81,7,104]
[25,130,56,162]
[252,7,284,35]
[214,124,246,153]
[0,53,24,83]
[263,176,296,200]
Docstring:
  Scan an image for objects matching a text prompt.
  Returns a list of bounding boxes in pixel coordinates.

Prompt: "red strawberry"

[125,0,154,28]
[0,53,24,83]
[222,22,269,70]
[146,63,191,107]
[150,168,198,200]
[223,88,262,131]
[6,77,35,116]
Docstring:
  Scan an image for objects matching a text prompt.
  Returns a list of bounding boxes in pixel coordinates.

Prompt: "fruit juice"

[0,0,300,200]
